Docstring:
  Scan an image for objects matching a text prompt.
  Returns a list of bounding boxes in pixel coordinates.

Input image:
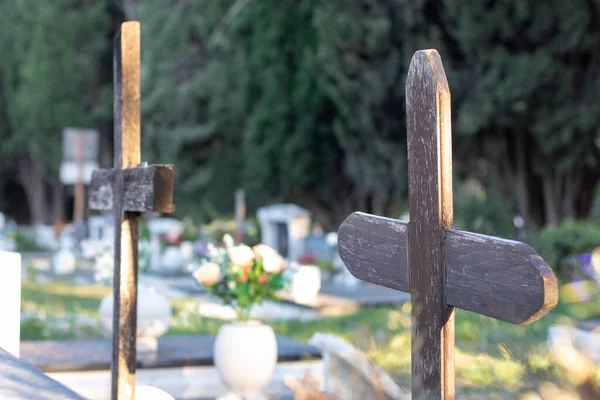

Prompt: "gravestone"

[53,225,77,276]
[257,204,310,261]
[147,218,185,274]
[60,128,100,223]
[337,50,558,399]
[309,333,410,400]
[88,215,114,242]
[0,252,21,357]
[87,22,175,400]
[35,224,59,251]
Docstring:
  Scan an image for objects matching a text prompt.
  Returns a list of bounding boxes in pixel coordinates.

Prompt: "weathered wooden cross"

[87,22,174,400]
[337,50,558,399]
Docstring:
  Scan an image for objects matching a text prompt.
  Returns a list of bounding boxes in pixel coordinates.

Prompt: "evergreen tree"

[0,0,108,224]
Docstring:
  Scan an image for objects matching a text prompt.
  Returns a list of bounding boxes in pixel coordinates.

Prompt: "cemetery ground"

[19,277,598,398]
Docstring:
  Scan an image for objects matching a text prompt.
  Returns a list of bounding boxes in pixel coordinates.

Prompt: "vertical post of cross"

[406,50,454,399]
[112,21,141,400]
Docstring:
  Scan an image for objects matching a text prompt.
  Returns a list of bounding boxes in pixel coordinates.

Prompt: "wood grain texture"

[445,228,558,324]
[406,49,455,400]
[88,165,174,213]
[112,21,140,400]
[337,212,559,325]
[337,212,408,292]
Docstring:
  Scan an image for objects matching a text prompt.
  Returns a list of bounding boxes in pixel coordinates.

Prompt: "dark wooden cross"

[337,50,558,400]
[87,22,174,400]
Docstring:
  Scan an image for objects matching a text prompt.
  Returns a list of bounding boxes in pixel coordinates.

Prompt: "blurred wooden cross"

[337,50,558,400]
[88,22,174,400]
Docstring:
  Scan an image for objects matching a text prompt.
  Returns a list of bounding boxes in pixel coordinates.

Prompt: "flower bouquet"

[192,235,287,321]
[191,235,287,394]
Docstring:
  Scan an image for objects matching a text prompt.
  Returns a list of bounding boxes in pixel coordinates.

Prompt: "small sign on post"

[87,22,174,400]
[337,50,558,399]
[60,128,100,223]
[60,128,99,185]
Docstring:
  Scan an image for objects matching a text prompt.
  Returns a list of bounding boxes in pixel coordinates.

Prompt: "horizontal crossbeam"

[338,212,558,325]
[88,164,174,213]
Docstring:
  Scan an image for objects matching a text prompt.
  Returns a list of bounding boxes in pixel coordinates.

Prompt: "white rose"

[227,245,255,268]
[253,244,285,273]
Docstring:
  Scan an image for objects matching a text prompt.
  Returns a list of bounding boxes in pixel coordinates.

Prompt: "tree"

[0,0,108,224]
[443,0,600,228]
[139,0,441,228]
[138,0,600,230]
[139,0,247,221]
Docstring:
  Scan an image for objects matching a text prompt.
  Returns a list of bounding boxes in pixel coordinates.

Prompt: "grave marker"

[87,22,174,400]
[60,128,100,223]
[337,50,558,399]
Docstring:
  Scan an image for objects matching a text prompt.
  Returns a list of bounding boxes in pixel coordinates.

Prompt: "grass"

[19,279,600,397]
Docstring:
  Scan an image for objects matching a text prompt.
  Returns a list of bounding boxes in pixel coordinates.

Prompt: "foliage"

[201,218,260,247]
[536,220,600,281]
[135,0,600,230]
[136,0,435,227]
[191,235,287,320]
[139,219,151,242]
[316,260,339,275]
[21,279,596,397]
[0,0,110,223]
[454,180,517,239]
[11,229,49,252]
[182,218,199,242]
[444,0,600,227]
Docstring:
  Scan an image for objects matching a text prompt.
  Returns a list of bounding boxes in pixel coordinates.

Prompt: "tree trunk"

[122,0,137,20]
[514,133,532,227]
[17,153,48,226]
[542,174,560,227]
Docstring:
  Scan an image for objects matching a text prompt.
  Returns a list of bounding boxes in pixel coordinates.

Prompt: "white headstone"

[100,285,172,353]
[53,249,76,276]
[88,215,113,242]
[257,204,310,262]
[0,251,21,357]
[58,225,77,250]
[34,224,58,251]
[148,218,185,273]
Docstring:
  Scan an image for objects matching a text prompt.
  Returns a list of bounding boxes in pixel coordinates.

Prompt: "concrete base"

[49,360,323,400]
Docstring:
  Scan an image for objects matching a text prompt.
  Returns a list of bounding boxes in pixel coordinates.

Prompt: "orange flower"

[259,274,268,284]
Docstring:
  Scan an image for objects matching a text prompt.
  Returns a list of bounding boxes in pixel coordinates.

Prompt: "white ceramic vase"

[99,285,172,352]
[292,265,321,303]
[214,321,277,397]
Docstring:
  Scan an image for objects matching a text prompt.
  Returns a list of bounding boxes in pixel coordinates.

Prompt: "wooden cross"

[337,50,558,400]
[87,22,174,400]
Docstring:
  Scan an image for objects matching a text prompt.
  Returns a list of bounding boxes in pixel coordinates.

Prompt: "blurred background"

[1,0,600,399]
